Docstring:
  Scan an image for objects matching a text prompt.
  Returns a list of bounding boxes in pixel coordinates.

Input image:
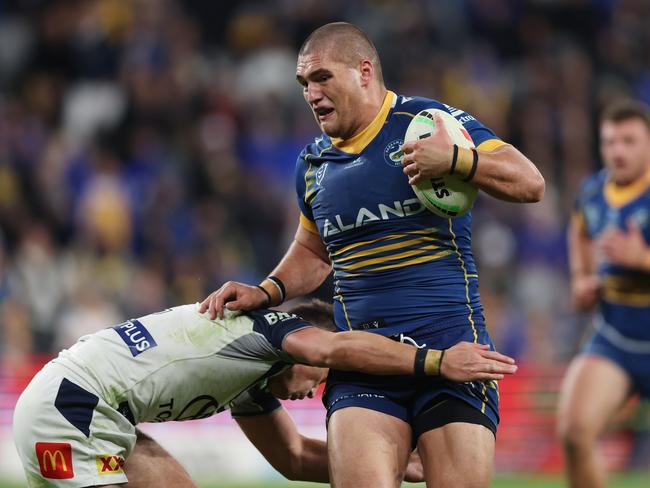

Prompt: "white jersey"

[13,304,312,486]
[51,304,311,423]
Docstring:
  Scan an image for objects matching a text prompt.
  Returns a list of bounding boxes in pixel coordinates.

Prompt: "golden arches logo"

[35,442,74,479]
[42,449,68,472]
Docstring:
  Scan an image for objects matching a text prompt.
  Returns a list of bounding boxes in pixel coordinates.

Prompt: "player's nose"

[306,84,323,104]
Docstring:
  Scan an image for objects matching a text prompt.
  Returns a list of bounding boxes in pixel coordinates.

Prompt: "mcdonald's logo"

[35,442,74,479]
[96,454,125,475]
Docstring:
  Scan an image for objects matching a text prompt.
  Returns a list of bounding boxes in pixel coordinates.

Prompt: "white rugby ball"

[404,108,477,218]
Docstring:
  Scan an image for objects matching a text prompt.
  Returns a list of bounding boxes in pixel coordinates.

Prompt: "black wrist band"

[267,275,286,303]
[414,348,427,376]
[256,285,271,307]
[462,148,478,182]
[450,144,459,175]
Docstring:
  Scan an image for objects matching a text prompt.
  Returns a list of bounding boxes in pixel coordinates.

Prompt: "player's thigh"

[328,407,412,488]
[116,429,197,488]
[557,353,632,440]
[13,365,135,487]
[418,421,494,488]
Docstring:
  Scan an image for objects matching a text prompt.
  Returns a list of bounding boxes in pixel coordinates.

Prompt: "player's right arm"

[235,406,424,483]
[235,407,329,482]
[282,327,518,382]
[199,223,331,319]
[568,211,601,311]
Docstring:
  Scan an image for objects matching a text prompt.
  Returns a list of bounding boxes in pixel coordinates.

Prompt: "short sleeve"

[439,103,503,149]
[295,149,316,223]
[248,309,313,350]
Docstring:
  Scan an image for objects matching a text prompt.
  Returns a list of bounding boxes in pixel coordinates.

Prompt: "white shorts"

[13,362,136,487]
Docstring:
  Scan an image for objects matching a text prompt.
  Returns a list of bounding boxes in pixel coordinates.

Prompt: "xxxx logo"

[35,442,74,479]
[96,454,125,475]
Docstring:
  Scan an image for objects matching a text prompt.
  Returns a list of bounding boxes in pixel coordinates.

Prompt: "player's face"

[296,51,365,139]
[600,118,650,185]
[267,364,327,400]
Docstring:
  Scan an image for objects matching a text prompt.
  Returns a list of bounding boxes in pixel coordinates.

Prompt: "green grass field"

[2,474,649,488]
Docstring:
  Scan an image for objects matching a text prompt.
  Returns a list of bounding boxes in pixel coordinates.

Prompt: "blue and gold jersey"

[295,91,505,337]
[575,167,650,341]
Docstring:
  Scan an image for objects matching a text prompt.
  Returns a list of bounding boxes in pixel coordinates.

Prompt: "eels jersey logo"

[383,139,404,167]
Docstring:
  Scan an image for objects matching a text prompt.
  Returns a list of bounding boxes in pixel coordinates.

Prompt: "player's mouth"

[315,106,335,121]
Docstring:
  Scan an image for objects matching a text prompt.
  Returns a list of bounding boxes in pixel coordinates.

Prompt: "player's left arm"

[465,142,545,203]
[282,327,517,381]
[402,113,545,203]
[235,407,328,482]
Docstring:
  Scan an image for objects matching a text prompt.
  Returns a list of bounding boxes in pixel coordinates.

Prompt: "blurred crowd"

[1,0,649,369]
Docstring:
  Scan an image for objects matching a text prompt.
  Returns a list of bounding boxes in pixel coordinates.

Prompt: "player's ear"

[359,59,374,86]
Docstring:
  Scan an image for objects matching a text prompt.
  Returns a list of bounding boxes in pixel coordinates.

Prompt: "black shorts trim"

[412,393,496,440]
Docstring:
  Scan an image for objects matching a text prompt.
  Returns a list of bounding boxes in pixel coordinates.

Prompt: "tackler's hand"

[199,282,269,320]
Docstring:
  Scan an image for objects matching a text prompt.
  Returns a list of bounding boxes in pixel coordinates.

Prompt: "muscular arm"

[470,144,545,203]
[402,114,544,203]
[568,212,600,311]
[268,223,332,302]
[283,327,517,381]
[235,407,328,482]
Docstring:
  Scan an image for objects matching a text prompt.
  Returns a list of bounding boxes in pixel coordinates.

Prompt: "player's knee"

[557,418,597,453]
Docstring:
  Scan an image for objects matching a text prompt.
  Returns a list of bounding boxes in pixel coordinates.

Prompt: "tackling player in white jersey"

[13,299,516,487]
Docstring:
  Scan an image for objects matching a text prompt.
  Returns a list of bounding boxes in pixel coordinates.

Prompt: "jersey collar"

[330,90,396,154]
[604,166,650,208]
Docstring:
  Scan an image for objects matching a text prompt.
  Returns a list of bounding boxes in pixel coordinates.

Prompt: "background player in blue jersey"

[557,101,650,488]
[200,22,544,488]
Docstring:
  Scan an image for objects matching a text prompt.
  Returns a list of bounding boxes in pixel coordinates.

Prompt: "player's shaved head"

[299,22,384,84]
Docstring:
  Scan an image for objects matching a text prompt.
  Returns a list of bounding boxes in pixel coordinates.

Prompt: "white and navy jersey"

[51,305,312,423]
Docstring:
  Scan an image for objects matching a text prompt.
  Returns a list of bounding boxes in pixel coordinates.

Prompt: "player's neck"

[612,165,650,187]
[330,88,392,153]
[351,86,388,137]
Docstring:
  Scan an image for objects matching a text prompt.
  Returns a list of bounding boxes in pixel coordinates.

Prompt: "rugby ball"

[404,108,477,218]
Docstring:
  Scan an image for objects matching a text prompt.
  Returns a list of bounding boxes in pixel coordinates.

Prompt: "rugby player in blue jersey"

[557,101,650,488]
[201,22,543,487]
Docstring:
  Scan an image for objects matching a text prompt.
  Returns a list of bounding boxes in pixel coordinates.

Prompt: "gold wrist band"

[259,279,282,307]
[424,349,444,376]
[453,146,479,182]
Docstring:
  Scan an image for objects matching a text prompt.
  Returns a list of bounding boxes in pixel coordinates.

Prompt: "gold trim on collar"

[604,166,650,208]
[331,91,395,154]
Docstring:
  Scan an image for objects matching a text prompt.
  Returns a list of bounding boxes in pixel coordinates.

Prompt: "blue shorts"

[582,321,650,399]
[323,323,499,437]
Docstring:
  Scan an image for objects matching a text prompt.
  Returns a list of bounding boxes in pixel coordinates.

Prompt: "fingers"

[198,295,211,314]
[401,141,415,154]
[433,114,443,132]
[199,283,235,320]
[479,349,516,364]
[403,163,418,176]
[224,300,242,312]
[403,164,421,184]
[401,152,415,167]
